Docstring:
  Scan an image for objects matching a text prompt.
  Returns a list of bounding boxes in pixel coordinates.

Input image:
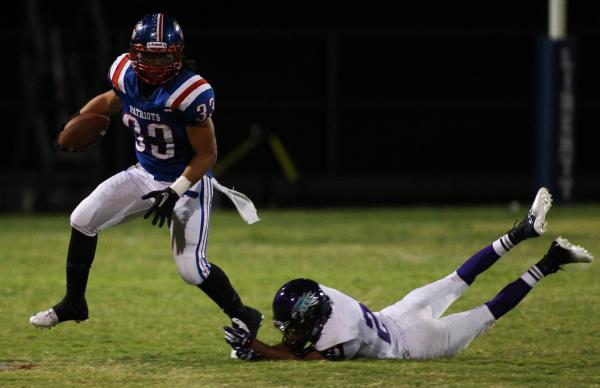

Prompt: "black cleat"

[537,237,594,275]
[53,297,89,323]
[507,187,553,244]
[234,306,264,338]
[30,297,88,328]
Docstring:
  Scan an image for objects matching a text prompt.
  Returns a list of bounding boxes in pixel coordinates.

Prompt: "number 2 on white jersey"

[359,303,391,344]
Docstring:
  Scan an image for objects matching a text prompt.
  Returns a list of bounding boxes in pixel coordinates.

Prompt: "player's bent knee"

[178,270,200,285]
[176,265,206,286]
[174,249,210,286]
[70,207,99,237]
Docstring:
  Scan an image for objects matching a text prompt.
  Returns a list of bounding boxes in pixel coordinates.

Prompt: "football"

[58,112,110,150]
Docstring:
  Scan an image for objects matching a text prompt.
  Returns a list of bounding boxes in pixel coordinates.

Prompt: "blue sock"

[485,265,543,320]
[456,234,514,285]
[484,278,533,320]
[456,246,500,285]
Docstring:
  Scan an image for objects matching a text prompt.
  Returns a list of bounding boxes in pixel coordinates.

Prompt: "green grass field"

[1,206,599,387]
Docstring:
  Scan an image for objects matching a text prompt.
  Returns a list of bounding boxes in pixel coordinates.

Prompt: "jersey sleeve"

[180,84,215,126]
[165,74,215,126]
[107,53,131,96]
[313,285,361,352]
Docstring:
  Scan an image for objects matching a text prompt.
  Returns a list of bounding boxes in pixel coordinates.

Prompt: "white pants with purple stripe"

[379,272,496,359]
[70,164,212,285]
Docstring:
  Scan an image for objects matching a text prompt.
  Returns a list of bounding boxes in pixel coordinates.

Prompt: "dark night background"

[3,1,599,211]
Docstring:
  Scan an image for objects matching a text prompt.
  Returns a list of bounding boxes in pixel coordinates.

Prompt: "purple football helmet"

[272,278,332,353]
[130,13,184,85]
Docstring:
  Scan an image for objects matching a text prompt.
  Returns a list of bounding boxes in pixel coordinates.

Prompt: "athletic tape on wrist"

[170,176,192,196]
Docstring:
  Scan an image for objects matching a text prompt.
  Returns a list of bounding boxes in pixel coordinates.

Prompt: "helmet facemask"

[276,319,324,354]
[130,42,183,85]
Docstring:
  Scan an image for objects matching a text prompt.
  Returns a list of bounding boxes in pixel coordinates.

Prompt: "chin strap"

[210,177,261,224]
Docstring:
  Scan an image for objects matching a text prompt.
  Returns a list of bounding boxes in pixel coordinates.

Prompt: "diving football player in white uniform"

[30,13,263,338]
[224,188,594,360]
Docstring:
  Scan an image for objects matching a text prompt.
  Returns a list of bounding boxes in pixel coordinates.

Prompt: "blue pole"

[534,38,575,203]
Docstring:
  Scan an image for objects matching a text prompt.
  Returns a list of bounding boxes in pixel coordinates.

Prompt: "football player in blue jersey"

[30,13,264,340]
[224,189,594,361]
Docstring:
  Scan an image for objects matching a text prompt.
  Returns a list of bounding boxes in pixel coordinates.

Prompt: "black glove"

[224,324,253,350]
[224,325,264,361]
[54,111,81,152]
[235,347,264,361]
[141,187,180,228]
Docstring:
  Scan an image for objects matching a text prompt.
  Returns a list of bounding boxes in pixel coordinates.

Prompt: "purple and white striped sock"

[520,265,544,287]
[456,234,514,285]
[492,234,515,256]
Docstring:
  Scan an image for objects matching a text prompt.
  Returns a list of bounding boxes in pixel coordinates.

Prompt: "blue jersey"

[108,53,215,181]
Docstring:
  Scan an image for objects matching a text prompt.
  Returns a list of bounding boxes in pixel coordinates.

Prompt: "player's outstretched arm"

[250,339,302,360]
[224,323,325,361]
[249,339,325,360]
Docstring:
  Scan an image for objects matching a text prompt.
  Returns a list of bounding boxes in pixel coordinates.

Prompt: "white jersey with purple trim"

[313,285,409,360]
[108,53,215,182]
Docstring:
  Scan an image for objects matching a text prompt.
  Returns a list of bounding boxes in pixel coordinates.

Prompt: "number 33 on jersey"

[108,53,215,182]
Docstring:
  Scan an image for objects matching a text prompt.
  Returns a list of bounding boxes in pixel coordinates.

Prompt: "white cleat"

[29,308,59,329]
[507,187,553,243]
[530,187,553,235]
[554,237,594,264]
[537,237,594,275]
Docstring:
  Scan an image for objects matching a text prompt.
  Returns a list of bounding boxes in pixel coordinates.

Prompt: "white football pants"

[70,164,212,285]
[379,271,496,359]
